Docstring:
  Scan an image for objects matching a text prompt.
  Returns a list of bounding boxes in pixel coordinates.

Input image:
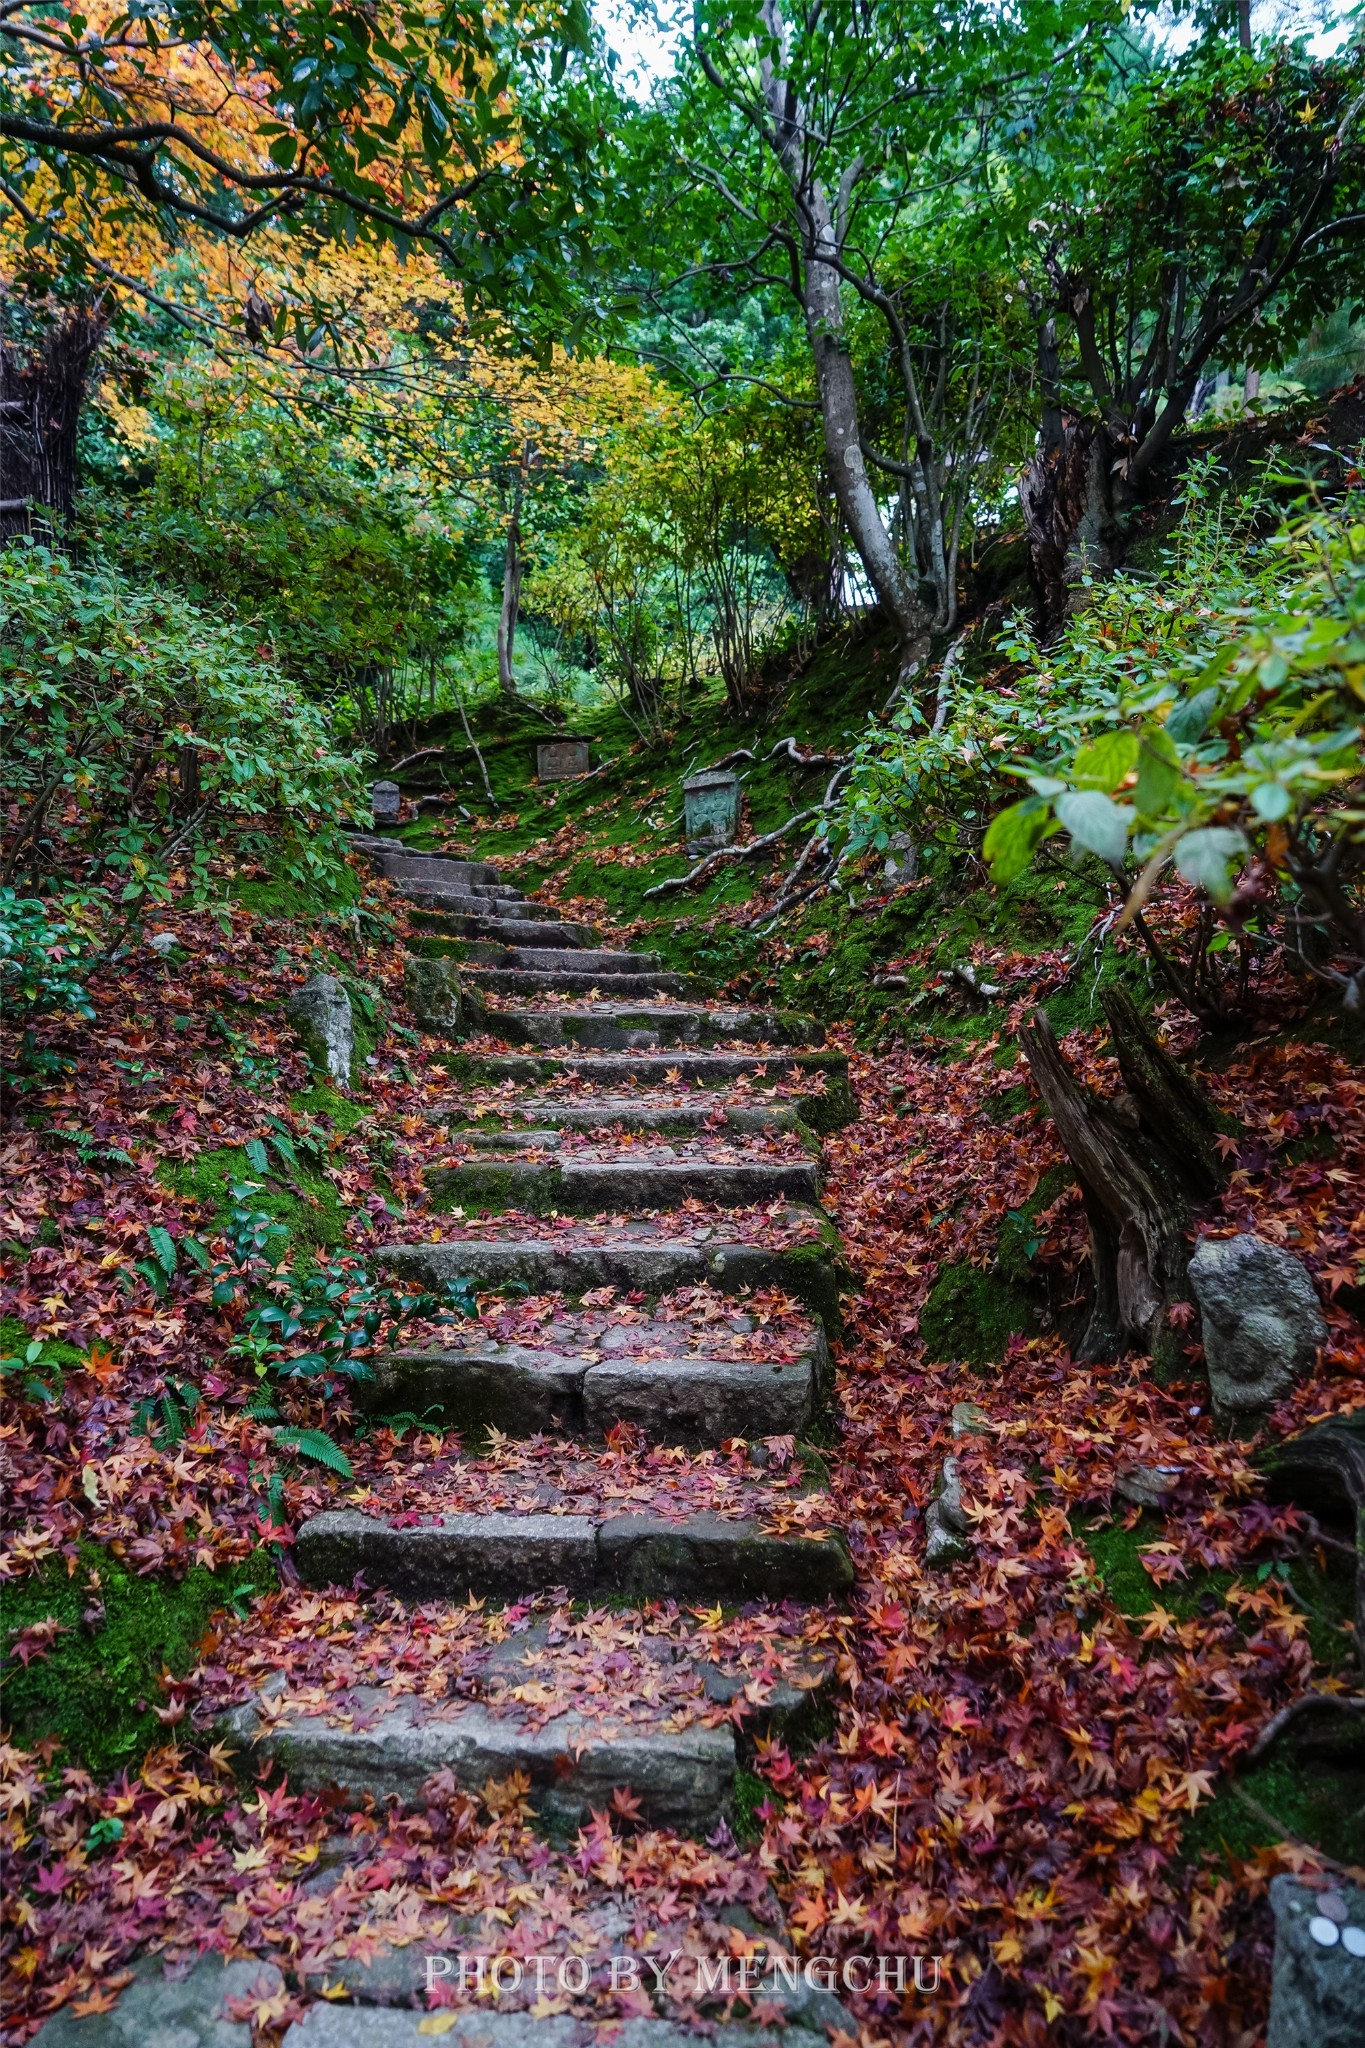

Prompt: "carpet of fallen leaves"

[3,851,1363,2048]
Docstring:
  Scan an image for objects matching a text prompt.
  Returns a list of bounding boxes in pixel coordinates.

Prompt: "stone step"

[297,1508,855,1604]
[488,1004,822,1052]
[468,945,668,973]
[380,1211,842,1325]
[427,1153,823,1214]
[222,1686,736,1832]
[376,855,503,885]
[284,2008,831,2048]
[449,1095,804,1135]
[359,1324,825,1438]
[465,968,700,999]
[441,1050,856,1127]
[400,887,537,915]
[418,914,597,948]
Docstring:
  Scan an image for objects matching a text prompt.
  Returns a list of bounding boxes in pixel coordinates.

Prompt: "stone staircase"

[223,838,862,2041]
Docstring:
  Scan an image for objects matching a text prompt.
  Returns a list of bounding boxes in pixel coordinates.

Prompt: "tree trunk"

[1019,410,1119,641]
[1098,985,1225,1199]
[496,442,529,700]
[0,297,111,542]
[1019,1007,1194,1363]
[756,0,930,673]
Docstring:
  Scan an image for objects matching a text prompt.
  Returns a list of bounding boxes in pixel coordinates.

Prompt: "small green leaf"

[244,1137,270,1175]
[1165,688,1220,744]
[1073,730,1138,793]
[1249,781,1292,822]
[983,798,1054,883]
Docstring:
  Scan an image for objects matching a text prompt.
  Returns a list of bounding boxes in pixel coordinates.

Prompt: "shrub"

[0,542,365,914]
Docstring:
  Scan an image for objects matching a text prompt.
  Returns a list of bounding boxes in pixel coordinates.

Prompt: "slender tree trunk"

[497,441,529,700]
[755,0,930,672]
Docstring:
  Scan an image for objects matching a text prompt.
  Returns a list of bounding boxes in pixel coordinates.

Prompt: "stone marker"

[371,780,401,826]
[31,1954,284,2048]
[402,954,479,1037]
[286,973,353,1087]
[536,737,591,782]
[683,769,740,853]
[284,2014,829,2048]
[1188,1233,1327,1432]
[1267,1874,1365,2048]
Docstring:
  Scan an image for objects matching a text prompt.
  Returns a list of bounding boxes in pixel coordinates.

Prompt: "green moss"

[1180,1738,1365,1870]
[0,1545,276,1774]
[919,1260,1032,1367]
[731,1766,769,1844]
[232,868,361,919]
[159,1142,350,1255]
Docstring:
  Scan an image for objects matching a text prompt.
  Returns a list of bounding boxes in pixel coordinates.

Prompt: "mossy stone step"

[446,1096,805,1135]
[491,1004,821,1052]
[358,1328,825,1440]
[221,1687,736,1831]
[466,968,701,998]
[379,1217,844,1327]
[399,888,542,917]
[440,1051,857,1128]
[419,915,598,948]
[426,1153,823,1214]
[296,1508,854,1604]
[470,945,669,973]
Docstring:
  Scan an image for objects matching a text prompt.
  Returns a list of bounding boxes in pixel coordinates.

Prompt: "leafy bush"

[0,889,95,1021]
[984,481,1365,1013]
[0,543,365,912]
[840,471,1365,1018]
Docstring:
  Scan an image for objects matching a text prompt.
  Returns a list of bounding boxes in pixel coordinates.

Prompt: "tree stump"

[1019,994,1224,1364]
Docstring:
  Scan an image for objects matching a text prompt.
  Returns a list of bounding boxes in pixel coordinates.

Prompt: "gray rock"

[371,780,401,826]
[597,1512,854,1604]
[145,931,179,957]
[924,1455,970,1567]
[283,2009,827,2048]
[31,1955,284,2048]
[582,1352,814,1443]
[1114,1464,1182,1511]
[1268,1874,1365,2048]
[882,833,917,886]
[403,954,475,1037]
[286,974,353,1087]
[1188,1233,1327,1431]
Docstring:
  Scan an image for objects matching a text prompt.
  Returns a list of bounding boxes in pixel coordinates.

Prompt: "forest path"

[227,837,864,2048]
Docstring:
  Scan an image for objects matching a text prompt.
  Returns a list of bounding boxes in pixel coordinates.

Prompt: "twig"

[383,746,446,777]
[1241,1691,1365,1770]
[1230,1786,1364,1878]
[643,807,825,899]
[931,630,970,735]
[452,689,497,814]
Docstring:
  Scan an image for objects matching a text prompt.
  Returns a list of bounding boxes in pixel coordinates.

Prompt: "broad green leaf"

[983,799,1053,883]
[1173,826,1248,901]
[1135,729,1182,820]
[1073,730,1138,793]
[1250,781,1292,821]
[1056,789,1134,867]
[1165,689,1220,744]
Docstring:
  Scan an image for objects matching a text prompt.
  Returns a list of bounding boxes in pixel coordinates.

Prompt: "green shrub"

[0,542,365,912]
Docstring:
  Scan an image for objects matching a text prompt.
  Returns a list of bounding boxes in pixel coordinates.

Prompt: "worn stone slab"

[297,1510,599,1601]
[359,1336,821,1441]
[31,1956,284,2048]
[419,916,597,949]
[401,889,546,918]
[220,1688,736,1830]
[426,1155,823,1214]
[374,856,503,886]
[284,2012,829,2048]
[298,1508,851,1605]
[444,1047,848,1089]
[492,1005,821,1052]
[449,1097,803,1136]
[466,969,700,999]
[597,1514,854,1603]
[492,948,668,974]
[582,1353,815,1441]
[379,1229,841,1328]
